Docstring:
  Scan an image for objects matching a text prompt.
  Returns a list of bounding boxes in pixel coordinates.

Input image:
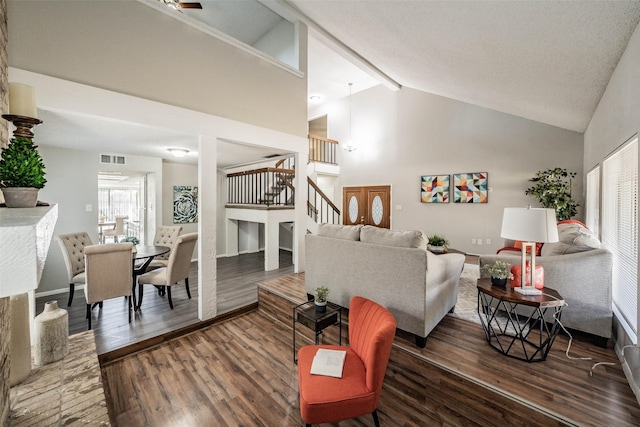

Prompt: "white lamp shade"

[500,207,559,243]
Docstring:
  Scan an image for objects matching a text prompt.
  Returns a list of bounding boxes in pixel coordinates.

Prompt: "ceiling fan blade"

[179,2,202,9]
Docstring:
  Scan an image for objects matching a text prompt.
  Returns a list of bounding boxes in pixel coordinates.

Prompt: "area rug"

[451,264,523,337]
[448,263,481,324]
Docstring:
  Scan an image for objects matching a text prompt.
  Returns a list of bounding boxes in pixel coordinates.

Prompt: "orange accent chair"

[297,296,397,426]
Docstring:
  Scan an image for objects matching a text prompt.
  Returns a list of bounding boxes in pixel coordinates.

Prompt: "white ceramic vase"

[34,300,69,365]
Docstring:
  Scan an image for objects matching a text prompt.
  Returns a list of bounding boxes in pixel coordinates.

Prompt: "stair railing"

[227,167,295,206]
[308,134,339,165]
[307,177,340,224]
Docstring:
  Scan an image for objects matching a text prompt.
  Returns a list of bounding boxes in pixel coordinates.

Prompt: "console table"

[477,278,564,362]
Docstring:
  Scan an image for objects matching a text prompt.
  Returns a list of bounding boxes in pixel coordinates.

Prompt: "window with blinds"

[602,135,638,343]
[585,166,600,237]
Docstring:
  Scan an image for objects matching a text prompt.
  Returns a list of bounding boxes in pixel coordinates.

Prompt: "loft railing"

[307,177,340,224]
[227,167,295,206]
[309,134,339,165]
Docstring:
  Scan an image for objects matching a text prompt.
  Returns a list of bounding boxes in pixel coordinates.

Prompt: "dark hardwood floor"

[35,250,294,355]
[40,252,640,426]
[101,286,640,427]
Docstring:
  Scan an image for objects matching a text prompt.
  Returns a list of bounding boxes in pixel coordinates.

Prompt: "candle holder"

[2,114,43,140]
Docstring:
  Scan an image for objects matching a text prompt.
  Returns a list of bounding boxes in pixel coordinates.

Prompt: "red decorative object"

[510,263,544,289]
[513,240,544,256]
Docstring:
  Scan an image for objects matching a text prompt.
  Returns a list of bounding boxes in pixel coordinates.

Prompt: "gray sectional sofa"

[305,224,465,347]
[480,221,613,344]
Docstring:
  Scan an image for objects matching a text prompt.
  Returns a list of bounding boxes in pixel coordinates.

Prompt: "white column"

[264,215,280,271]
[198,136,217,321]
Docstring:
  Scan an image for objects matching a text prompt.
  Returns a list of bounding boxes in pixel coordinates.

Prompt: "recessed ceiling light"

[167,148,189,158]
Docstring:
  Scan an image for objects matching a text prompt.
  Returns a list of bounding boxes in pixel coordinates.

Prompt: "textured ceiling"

[291,0,640,132]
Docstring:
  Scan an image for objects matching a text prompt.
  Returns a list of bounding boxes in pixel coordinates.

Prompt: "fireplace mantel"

[0,204,58,297]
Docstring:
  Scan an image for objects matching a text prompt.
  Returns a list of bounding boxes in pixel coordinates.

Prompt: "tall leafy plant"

[525,167,577,221]
[0,137,47,188]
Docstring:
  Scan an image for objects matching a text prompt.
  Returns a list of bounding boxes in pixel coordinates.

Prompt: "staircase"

[226,140,341,228]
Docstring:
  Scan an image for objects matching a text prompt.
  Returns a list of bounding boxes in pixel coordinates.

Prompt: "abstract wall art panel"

[421,175,450,203]
[173,185,198,223]
[453,172,488,203]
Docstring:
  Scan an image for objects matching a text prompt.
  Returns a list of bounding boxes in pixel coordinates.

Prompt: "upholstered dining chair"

[137,232,197,310]
[84,242,134,330]
[55,232,93,306]
[297,296,397,427]
[145,225,183,271]
[101,215,128,243]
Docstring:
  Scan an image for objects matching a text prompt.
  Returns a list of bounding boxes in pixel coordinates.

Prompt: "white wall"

[7,0,307,137]
[37,145,163,295]
[162,162,199,259]
[584,22,640,400]
[310,85,584,255]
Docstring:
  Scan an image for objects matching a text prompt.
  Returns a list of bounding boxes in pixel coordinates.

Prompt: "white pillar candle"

[8,82,37,118]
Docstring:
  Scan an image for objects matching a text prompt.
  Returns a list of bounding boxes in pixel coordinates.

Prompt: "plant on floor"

[525,167,578,221]
[480,261,514,280]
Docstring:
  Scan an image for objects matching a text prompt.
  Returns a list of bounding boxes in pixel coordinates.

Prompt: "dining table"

[132,245,170,310]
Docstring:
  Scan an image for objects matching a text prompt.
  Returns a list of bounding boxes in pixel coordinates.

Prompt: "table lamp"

[500,207,559,295]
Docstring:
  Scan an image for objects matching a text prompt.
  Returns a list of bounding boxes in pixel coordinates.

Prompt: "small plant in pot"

[481,261,514,286]
[0,137,47,208]
[427,234,449,254]
[314,286,330,312]
[121,236,140,253]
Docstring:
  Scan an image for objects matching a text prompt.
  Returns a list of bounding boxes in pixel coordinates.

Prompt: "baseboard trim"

[36,286,84,299]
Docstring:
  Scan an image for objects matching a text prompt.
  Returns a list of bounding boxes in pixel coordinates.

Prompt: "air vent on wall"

[100,154,126,165]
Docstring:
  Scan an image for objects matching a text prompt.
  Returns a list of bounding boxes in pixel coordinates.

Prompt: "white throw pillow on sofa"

[360,225,426,249]
[541,223,601,256]
[317,223,362,241]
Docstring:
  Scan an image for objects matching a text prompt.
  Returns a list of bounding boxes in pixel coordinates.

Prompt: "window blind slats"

[602,136,638,342]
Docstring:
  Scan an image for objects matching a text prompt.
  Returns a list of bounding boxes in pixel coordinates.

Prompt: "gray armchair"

[480,222,613,344]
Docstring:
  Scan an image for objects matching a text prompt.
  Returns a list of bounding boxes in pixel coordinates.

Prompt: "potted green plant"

[121,236,140,254]
[0,137,47,208]
[427,234,449,254]
[314,286,330,312]
[480,261,514,286]
[525,167,578,221]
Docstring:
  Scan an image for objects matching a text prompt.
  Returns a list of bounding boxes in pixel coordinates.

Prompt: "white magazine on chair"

[310,348,347,378]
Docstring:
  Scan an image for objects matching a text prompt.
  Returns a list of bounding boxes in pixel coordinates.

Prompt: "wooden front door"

[342,186,391,228]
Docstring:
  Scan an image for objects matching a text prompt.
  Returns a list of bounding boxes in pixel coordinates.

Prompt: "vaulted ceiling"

[292,0,640,133]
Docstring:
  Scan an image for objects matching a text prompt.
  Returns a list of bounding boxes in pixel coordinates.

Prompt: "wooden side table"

[476,278,565,362]
[292,301,342,363]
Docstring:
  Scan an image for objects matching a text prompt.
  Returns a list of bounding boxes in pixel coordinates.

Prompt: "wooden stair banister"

[307,177,340,224]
